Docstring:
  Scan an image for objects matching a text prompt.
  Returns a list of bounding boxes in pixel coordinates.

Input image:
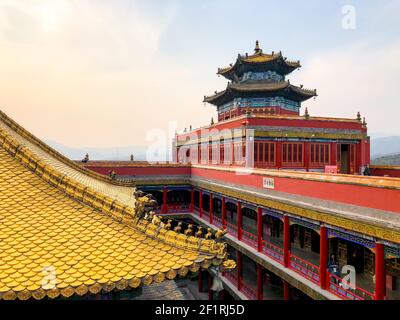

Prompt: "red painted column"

[162,187,168,214]
[356,141,363,174]
[330,142,337,167]
[209,193,213,225]
[199,190,203,218]
[319,225,328,290]
[237,251,242,291]
[374,242,386,300]
[283,215,290,268]
[257,264,263,300]
[237,201,242,240]
[257,207,263,252]
[190,187,194,212]
[283,281,291,300]
[198,270,203,292]
[276,141,282,169]
[222,197,226,229]
[304,142,310,172]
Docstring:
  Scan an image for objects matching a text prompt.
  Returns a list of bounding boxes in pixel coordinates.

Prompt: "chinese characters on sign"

[263,177,275,189]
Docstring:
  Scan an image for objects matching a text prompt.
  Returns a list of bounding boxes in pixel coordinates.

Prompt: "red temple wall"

[85,165,191,176]
[84,163,400,212]
[370,167,400,178]
[177,117,365,141]
[190,166,400,213]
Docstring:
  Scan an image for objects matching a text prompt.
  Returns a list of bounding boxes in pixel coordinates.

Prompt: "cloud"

[0,0,201,148]
[291,39,400,137]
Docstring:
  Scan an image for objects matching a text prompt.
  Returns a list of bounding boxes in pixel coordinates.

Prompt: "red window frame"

[310,143,330,166]
[282,142,303,166]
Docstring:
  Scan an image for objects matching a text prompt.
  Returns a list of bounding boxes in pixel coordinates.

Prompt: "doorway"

[347,242,365,273]
[340,144,349,174]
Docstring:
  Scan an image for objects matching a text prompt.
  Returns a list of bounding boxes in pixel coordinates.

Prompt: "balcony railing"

[241,230,258,249]
[213,215,223,228]
[167,204,190,213]
[262,239,284,263]
[226,221,237,236]
[177,208,377,301]
[223,270,238,287]
[289,254,320,284]
[328,273,374,300]
[239,279,257,300]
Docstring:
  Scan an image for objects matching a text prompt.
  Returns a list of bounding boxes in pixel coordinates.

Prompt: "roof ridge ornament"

[304,107,310,119]
[254,40,261,54]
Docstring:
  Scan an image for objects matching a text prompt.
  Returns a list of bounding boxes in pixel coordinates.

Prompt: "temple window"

[310,143,330,166]
[283,142,303,166]
[241,71,284,82]
[254,142,275,165]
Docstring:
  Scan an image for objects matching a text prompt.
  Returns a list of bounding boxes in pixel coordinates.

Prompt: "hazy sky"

[0,0,399,149]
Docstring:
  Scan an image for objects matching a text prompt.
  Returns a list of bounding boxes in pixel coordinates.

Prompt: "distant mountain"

[370,136,400,158]
[372,153,400,165]
[45,140,149,161]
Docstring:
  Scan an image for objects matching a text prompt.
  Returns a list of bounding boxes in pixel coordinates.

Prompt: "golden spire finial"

[254,40,261,54]
[304,107,310,119]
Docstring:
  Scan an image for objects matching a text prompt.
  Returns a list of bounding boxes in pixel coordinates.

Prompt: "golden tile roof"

[0,110,233,300]
[217,52,301,76]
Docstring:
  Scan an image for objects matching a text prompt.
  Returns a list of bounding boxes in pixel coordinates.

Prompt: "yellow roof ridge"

[0,125,227,256]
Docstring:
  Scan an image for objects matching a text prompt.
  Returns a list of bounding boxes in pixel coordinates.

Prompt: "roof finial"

[362,117,367,127]
[254,40,261,54]
[304,107,310,119]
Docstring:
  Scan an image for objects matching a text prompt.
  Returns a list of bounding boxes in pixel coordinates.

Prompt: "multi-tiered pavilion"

[175,41,370,175]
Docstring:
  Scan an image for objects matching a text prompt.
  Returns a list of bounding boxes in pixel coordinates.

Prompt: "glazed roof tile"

[0,110,233,300]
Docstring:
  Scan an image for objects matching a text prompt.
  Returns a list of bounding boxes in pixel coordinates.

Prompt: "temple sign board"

[263,177,275,189]
[325,165,338,174]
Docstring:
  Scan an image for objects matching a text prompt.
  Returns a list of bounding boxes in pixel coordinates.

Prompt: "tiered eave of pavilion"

[203,80,317,106]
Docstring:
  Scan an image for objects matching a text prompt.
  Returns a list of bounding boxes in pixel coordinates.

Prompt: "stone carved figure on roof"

[174,222,183,233]
[184,224,193,236]
[151,214,163,226]
[205,228,213,240]
[195,227,203,238]
[82,153,89,163]
[164,219,172,230]
[215,228,227,241]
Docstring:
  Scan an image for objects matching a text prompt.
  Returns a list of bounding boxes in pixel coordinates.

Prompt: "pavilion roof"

[217,41,301,81]
[204,80,317,106]
[0,110,234,300]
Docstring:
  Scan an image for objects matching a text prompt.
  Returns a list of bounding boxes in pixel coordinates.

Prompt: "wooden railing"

[262,239,284,263]
[167,204,190,213]
[224,270,238,286]
[289,254,320,284]
[213,215,223,227]
[226,221,237,236]
[239,279,257,300]
[186,209,377,301]
[241,230,258,249]
[328,273,374,300]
